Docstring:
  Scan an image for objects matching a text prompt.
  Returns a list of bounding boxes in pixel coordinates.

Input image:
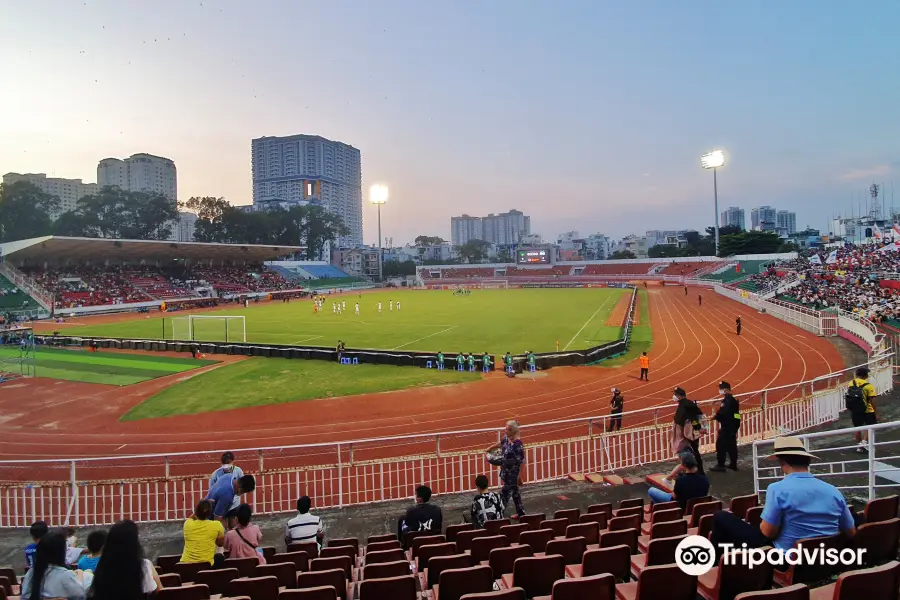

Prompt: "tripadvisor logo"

[675,536,865,576]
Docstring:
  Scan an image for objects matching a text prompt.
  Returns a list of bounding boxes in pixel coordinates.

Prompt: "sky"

[1,0,898,246]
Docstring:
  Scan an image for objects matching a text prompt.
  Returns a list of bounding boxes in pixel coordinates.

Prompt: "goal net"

[479,279,509,289]
[0,327,36,383]
[170,315,247,343]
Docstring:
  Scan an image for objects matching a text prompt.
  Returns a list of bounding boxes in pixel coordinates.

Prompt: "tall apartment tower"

[776,210,797,235]
[720,206,746,230]
[1,172,98,218]
[251,134,363,247]
[97,153,177,203]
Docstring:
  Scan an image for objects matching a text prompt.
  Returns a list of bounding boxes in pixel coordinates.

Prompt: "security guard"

[710,381,740,472]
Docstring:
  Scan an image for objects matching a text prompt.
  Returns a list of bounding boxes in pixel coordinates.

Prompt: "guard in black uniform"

[710,381,740,472]
[736,316,742,336]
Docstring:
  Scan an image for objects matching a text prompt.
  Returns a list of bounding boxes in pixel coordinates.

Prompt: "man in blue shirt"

[206,473,256,520]
[710,436,857,561]
[25,520,48,569]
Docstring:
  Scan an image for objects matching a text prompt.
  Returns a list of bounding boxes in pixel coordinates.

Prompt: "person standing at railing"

[664,387,706,483]
[710,381,740,472]
[609,388,624,431]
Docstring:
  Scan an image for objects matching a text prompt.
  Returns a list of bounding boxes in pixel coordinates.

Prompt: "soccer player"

[482,352,492,372]
[378,301,382,313]
[456,352,465,371]
[503,351,513,373]
[736,316,742,336]
[527,351,536,372]
[467,353,476,372]
[332,302,336,313]
[639,351,649,381]
[389,300,393,312]
[397,301,401,311]
[355,302,360,315]
[342,300,346,311]
[437,351,444,370]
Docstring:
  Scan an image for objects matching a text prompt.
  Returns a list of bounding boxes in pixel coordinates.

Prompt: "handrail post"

[868,429,876,501]
[435,435,441,459]
[761,391,768,436]
[258,450,264,473]
[164,456,170,480]
[349,443,354,465]
[337,443,343,508]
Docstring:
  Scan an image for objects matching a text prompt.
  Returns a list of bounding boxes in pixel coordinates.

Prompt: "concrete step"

[568,473,587,482]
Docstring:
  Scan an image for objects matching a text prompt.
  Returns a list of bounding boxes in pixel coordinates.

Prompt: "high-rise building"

[720,206,746,230]
[251,134,362,247]
[777,210,797,235]
[2,172,98,218]
[97,153,177,203]
[751,206,778,232]
[172,211,197,242]
[450,215,483,246]
[582,233,610,260]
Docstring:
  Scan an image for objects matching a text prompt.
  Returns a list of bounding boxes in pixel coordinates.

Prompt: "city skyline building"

[720,206,746,230]
[1,172,98,219]
[751,205,778,232]
[97,153,177,203]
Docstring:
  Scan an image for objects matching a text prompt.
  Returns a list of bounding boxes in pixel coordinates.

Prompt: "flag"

[735,262,741,273]
[809,254,822,265]
[825,250,839,265]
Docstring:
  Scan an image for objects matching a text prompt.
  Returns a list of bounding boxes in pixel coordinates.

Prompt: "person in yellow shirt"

[639,352,650,381]
[181,499,225,566]
[849,367,877,452]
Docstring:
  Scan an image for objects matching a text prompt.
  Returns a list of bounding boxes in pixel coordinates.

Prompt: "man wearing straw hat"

[709,436,857,561]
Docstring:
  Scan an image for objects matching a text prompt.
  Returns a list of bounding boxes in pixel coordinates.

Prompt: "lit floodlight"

[701,150,725,169]
[369,183,389,205]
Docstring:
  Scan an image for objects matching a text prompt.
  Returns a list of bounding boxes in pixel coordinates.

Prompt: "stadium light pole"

[701,150,726,256]
[369,183,389,281]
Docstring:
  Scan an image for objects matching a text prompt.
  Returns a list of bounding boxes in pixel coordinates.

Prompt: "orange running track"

[0,286,844,479]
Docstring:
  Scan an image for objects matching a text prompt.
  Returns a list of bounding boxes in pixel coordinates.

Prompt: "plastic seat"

[539,519,568,538]
[588,503,613,520]
[729,495,759,520]
[225,556,261,578]
[366,533,396,545]
[772,534,843,587]
[158,554,182,574]
[0,568,16,596]
[565,522,600,546]
[640,507,683,536]
[689,513,715,539]
[485,519,512,536]
[310,556,353,581]
[471,535,510,564]
[363,548,405,566]
[614,563,697,600]
[566,544,630,582]
[519,514,547,531]
[362,560,408,581]
[615,498,644,514]
[544,537,586,566]
[460,589,526,599]
[579,512,608,529]
[685,496,713,515]
[173,562,209,584]
[489,545,534,578]
[553,509,581,528]
[328,538,359,554]
[365,540,401,554]
[629,535,686,578]
[402,529,429,551]
[807,560,900,600]
[357,574,417,600]
[226,576,280,600]
[534,573,615,600]
[457,529,495,552]
[644,500,679,518]
[319,545,356,563]
[158,573,183,588]
[745,506,763,527]
[155,584,212,600]
[424,554,472,590]
[609,515,641,532]
[500,554,566,598]
[519,529,554,553]
[698,549,775,600]
[434,565,494,600]
[638,520,687,553]
[288,541,320,560]
[447,523,475,542]
[735,584,810,599]
[272,551,310,573]
[262,546,278,563]
[864,495,900,523]
[418,541,457,571]
[195,568,239,595]
[278,587,337,600]
[851,518,900,567]
[255,562,297,589]
[686,501,723,529]
[411,534,447,559]
[500,523,530,543]
[599,528,639,555]
[297,568,348,600]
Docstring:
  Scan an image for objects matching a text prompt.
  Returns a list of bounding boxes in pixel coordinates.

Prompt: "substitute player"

[639,351,649,381]
[437,351,444,370]
[456,352,465,371]
[467,353,476,372]
[482,352,491,372]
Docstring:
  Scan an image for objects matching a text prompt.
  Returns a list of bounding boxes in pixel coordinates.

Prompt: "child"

[25,520,49,569]
[469,475,504,528]
[77,530,107,572]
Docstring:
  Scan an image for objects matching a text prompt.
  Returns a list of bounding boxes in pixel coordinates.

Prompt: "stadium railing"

[0,353,890,528]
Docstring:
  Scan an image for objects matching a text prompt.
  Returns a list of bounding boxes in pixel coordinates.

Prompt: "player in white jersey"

[342,300,346,311]
[378,301,382,313]
[389,300,393,312]
[355,302,360,315]
[397,301,401,311]
[332,302,336,313]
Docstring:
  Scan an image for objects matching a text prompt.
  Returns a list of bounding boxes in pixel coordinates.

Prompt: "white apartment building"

[751,206,777,232]
[450,210,531,246]
[450,215,483,246]
[251,134,363,247]
[582,233,610,260]
[97,153,177,203]
[172,211,197,242]
[720,206,746,230]
[777,210,797,235]
[2,172,98,218]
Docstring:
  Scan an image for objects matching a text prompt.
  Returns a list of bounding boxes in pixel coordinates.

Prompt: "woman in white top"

[21,533,86,600]
[89,520,162,600]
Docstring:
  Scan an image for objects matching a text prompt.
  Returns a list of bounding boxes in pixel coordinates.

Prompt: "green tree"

[0,181,60,242]
[496,248,513,263]
[180,196,233,242]
[717,230,784,257]
[382,260,417,277]
[414,235,445,246]
[647,244,681,258]
[303,204,349,260]
[456,239,491,263]
[609,250,636,260]
[72,186,177,239]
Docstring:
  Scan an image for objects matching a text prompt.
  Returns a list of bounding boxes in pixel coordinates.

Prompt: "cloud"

[838,164,892,182]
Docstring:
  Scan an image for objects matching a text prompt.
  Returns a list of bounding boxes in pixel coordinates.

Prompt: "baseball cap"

[673,387,687,397]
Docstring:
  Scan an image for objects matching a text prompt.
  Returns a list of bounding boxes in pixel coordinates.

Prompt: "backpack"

[845,380,868,414]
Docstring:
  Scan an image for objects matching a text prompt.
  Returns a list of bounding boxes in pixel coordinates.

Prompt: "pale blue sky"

[1,0,898,244]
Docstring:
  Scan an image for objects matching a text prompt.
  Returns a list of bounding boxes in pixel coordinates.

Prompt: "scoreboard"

[516,248,550,265]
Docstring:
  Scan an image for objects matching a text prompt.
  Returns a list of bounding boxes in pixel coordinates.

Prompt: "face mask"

[673,394,680,402]
[718,389,726,395]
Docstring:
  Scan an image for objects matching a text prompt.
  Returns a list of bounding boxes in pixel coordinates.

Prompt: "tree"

[456,239,491,263]
[647,244,681,258]
[0,181,60,242]
[69,186,177,239]
[382,260,417,277]
[496,248,513,263]
[610,250,636,260]
[414,235,445,246]
[303,204,349,260]
[717,230,784,257]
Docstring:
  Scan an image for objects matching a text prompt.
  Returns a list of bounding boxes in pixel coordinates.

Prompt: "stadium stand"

[503,266,573,277]
[578,263,660,275]
[0,275,37,312]
[657,261,724,276]
[302,264,354,279]
[421,267,497,279]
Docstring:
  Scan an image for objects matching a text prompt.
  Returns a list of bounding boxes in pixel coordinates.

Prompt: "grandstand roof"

[0,236,303,264]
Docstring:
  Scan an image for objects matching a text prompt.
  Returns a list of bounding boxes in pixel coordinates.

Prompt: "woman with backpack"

[664,387,706,484]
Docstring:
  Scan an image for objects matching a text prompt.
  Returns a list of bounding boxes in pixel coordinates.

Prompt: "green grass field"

[72,288,628,355]
[0,346,217,385]
[124,357,481,420]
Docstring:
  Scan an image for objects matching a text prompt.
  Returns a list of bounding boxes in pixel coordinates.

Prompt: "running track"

[0,286,844,480]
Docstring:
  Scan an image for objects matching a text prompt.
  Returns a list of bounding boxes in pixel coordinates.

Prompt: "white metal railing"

[753,420,900,501]
[0,262,53,312]
[0,352,890,528]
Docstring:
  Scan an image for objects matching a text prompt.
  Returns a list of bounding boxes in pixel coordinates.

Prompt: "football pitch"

[69,288,629,355]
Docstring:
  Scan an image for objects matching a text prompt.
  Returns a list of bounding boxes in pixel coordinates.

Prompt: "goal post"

[0,326,36,383]
[479,279,509,289]
[169,315,246,343]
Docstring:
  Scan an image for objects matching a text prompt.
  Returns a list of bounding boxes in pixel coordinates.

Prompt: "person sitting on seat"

[398,485,443,540]
[648,451,709,512]
[285,496,326,549]
[470,475,505,529]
